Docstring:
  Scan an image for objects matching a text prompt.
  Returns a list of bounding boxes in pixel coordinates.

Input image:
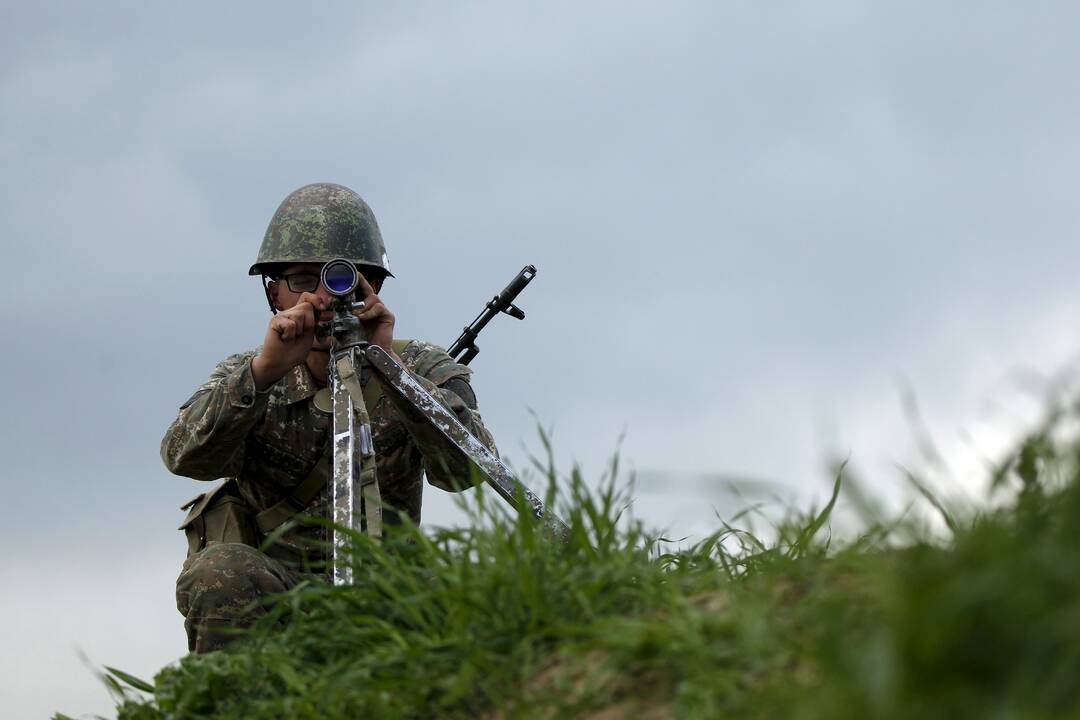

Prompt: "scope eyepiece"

[321,258,360,298]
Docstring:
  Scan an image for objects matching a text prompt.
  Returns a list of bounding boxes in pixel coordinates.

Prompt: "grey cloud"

[3,6,1080,712]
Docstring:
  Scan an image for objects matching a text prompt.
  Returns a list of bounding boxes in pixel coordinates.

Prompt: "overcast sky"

[3,2,1080,717]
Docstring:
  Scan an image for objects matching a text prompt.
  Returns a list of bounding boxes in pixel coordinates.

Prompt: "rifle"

[317,259,563,586]
[449,264,536,366]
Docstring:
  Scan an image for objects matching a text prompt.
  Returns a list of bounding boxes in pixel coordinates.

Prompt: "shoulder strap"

[255,458,329,534]
[361,338,413,411]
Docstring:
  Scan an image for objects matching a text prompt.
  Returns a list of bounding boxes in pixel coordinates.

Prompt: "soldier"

[163,183,497,653]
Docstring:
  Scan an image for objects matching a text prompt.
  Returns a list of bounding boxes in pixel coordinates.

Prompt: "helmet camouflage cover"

[249,183,393,277]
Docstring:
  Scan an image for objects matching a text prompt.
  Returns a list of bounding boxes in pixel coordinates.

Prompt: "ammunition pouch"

[178,480,261,557]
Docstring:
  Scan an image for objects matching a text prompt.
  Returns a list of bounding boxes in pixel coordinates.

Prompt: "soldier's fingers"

[297,292,327,311]
[354,296,381,316]
[286,301,317,332]
[357,301,392,322]
[274,316,298,340]
[279,309,303,336]
[355,273,375,300]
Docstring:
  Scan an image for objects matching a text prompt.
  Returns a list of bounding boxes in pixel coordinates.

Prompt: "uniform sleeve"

[399,341,500,492]
[160,351,270,481]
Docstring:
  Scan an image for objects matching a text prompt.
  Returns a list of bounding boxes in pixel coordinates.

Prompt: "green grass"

[74,416,1080,719]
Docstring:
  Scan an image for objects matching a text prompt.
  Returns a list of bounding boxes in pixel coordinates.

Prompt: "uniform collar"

[280,360,325,405]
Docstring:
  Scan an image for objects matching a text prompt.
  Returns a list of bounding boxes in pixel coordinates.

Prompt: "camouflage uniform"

[165,339,496,653]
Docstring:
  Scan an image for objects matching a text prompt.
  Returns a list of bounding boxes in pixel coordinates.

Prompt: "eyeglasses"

[278,272,321,293]
[276,270,380,294]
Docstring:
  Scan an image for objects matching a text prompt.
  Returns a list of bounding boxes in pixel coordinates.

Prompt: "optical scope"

[314,258,367,342]
[320,258,361,298]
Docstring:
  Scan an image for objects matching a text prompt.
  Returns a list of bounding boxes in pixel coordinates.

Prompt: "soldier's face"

[267,262,384,350]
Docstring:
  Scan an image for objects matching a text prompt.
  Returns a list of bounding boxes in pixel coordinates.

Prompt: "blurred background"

[2,2,1079,717]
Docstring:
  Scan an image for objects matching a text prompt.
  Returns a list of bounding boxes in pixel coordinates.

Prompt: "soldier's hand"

[354,274,397,358]
[252,292,328,390]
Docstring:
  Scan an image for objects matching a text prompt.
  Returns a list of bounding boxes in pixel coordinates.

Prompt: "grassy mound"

[78,421,1080,719]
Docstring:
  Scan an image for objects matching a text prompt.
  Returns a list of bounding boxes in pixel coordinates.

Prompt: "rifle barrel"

[449,264,536,364]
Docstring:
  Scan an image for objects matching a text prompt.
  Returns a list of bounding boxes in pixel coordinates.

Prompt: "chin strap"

[261,274,278,314]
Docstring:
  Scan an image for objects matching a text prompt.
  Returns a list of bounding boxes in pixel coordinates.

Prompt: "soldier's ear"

[370,272,386,294]
[266,280,283,311]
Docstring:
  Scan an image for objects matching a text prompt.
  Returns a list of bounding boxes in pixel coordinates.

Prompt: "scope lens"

[323,261,357,295]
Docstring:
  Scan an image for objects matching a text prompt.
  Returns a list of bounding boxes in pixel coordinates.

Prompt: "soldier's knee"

[176,542,293,620]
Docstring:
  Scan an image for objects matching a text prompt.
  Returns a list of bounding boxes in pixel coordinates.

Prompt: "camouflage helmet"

[249,183,393,278]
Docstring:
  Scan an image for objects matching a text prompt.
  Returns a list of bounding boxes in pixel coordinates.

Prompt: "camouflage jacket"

[161,340,497,559]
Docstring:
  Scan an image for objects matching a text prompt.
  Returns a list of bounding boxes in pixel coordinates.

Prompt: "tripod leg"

[330,348,382,586]
[363,344,569,541]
